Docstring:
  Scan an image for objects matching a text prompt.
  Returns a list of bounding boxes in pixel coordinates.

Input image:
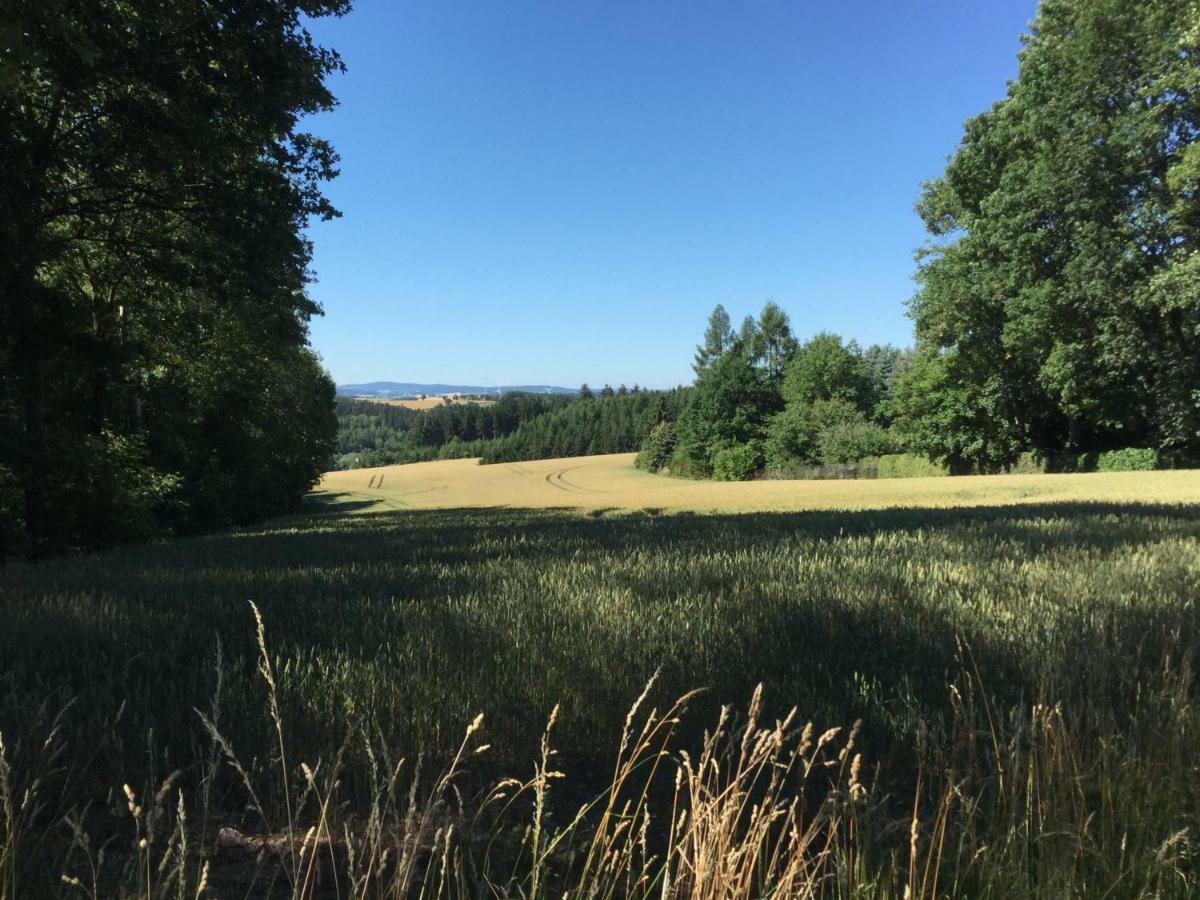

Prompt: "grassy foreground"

[2,469,1199,896]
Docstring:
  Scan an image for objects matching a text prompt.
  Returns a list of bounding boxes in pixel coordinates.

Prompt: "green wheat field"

[3,466,1199,896]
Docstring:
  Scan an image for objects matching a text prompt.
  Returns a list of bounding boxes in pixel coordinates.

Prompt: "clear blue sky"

[303,0,1038,389]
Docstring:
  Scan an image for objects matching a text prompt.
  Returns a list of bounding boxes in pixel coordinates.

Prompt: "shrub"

[817,420,896,465]
[1045,448,1158,473]
[51,432,184,547]
[668,443,705,478]
[765,398,864,469]
[671,350,777,477]
[1097,448,1157,472]
[635,422,676,473]
[711,442,762,481]
[1006,452,1045,474]
[864,453,949,479]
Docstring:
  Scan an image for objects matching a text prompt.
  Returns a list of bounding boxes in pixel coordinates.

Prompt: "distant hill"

[337,381,576,398]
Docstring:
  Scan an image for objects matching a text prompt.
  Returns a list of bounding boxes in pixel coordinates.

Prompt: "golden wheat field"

[318,451,1200,513]
[355,395,498,410]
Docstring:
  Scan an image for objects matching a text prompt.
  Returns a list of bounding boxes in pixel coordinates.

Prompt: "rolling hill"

[337,381,576,398]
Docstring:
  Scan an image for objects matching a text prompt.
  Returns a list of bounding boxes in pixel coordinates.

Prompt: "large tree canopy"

[0,0,348,553]
[672,344,780,478]
[902,0,1200,470]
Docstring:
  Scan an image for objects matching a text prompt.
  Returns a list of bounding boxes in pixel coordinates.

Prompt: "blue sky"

[303,0,1038,389]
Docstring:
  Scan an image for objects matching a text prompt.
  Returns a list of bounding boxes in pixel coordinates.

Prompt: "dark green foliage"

[816,419,897,465]
[761,334,912,471]
[904,0,1200,469]
[748,301,798,382]
[662,310,919,477]
[782,333,875,411]
[335,399,420,468]
[1097,448,1159,472]
[334,392,689,470]
[710,441,763,481]
[185,349,339,524]
[334,393,573,468]
[861,343,914,423]
[671,347,780,477]
[890,348,1027,473]
[481,390,689,464]
[693,305,735,375]
[0,0,347,553]
[765,398,862,469]
[635,421,677,472]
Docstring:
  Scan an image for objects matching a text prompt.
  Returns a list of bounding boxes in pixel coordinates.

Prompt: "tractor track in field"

[544,466,605,493]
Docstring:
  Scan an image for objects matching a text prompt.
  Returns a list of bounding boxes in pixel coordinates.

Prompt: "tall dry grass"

[2,603,1197,898]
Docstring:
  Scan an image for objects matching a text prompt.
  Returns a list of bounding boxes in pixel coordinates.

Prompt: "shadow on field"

[1,499,1197,788]
[249,499,1200,572]
[302,490,385,515]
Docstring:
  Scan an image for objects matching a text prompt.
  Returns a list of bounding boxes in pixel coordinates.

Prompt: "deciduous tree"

[905,0,1200,468]
[0,0,348,551]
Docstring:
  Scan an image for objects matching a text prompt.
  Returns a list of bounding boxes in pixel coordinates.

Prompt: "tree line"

[641,0,1198,480]
[334,393,574,469]
[334,390,690,469]
[479,389,691,464]
[1,0,349,555]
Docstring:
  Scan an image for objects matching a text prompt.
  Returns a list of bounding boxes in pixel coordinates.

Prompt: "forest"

[333,393,572,468]
[333,388,691,468]
[0,0,348,556]
[479,387,691,462]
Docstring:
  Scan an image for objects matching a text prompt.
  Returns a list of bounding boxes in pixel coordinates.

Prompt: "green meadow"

[3,487,1199,895]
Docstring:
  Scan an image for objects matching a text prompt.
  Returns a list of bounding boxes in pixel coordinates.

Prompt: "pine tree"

[693,305,735,375]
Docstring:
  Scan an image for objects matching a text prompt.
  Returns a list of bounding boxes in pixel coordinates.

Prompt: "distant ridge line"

[337,381,577,397]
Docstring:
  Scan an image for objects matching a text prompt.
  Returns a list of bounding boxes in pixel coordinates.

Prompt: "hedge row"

[764,448,1171,482]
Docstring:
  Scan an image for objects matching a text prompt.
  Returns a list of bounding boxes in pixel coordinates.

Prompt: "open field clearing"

[3,492,1200,894]
[320,450,1200,513]
[353,395,498,410]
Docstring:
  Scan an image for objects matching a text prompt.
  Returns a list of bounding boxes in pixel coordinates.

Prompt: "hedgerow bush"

[1006,452,1044,474]
[863,453,949,479]
[1097,448,1157,472]
[711,441,762,481]
[1046,448,1160,473]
